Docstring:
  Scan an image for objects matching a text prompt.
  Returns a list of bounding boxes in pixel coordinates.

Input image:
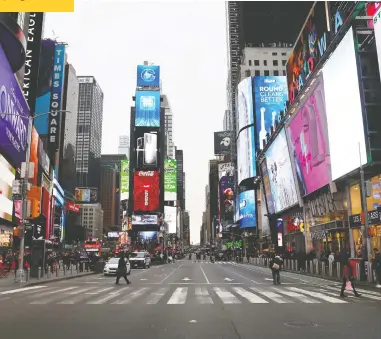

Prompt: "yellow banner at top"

[0,0,75,12]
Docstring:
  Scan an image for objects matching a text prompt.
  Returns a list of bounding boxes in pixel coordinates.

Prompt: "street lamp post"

[14,110,71,283]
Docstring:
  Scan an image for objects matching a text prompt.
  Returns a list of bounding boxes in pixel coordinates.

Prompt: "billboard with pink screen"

[286,74,331,197]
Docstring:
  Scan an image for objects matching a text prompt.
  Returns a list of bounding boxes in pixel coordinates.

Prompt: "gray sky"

[44,0,227,244]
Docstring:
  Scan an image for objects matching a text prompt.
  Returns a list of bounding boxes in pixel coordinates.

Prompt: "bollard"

[315,261,319,274]
[71,264,73,275]
[26,268,30,281]
[321,262,325,276]
[82,262,85,273]
[56,266,59,277]
[336,262,341,279]
[76,263,79,273]
[368,262,373,282]
[63,266,66,276]
[355,263,360,280]
[328,262,333,277]
[47,267,50,279]
[295,260,299,272]
[38,267,41,280]
[291,260,294,271]
[309,260,313,273]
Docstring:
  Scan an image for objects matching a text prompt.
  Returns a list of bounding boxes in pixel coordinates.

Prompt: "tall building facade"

[59,63,79,195]
[162,94,175,158]
[77,203,104,239]
[175,149,184,209]
[76,76,104,188]
[118,135,130,158]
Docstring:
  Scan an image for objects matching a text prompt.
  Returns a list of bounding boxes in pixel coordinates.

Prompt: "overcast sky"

[44,0,227,244]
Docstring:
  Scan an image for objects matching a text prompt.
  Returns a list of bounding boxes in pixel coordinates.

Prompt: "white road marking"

[272,287,320,303]
[167,287,188,304]
[200,265,210,284]
[195,287,213,304]
[229,270,260,284]
[322,285,381,301]
[213,287,241,304]
[112,287,148,304]
[288,287,347,303]
[87,290,124,304]
[232,287,268,303]
[159,264,183,283]
[182,277,192,281]
[66,288,95,295]
[27,287,77,299]
[146,287,168,304]
[250,287,291,303]
[224,278,234,282]
[0,286,46,295]
[85,287,115,295]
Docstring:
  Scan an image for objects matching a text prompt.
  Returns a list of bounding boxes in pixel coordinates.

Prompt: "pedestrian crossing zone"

[1,284,381,305]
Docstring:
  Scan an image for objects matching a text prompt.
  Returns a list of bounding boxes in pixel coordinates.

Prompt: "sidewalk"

[245,259,381,291]
[0,268,96,291]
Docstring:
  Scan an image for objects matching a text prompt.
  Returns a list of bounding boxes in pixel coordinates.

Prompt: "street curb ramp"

[24,271,97,287]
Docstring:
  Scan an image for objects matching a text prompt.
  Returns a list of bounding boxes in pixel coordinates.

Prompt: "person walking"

[269,254,283,285]
[373,248,381,288]
[115,253,131,285]
[339,248,360,298]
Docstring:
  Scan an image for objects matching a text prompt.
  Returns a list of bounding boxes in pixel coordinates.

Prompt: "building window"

[273,60,278,66]
[281,52,287,56]
[274,70,279,76]
[282,60,287,66]
[272,52,278,56]
[245,70,251,77]
[255,70,260,76]
[263,60,267,66]
[264,70,270,76]
[282,70,286,76]
[248,60,252,66]
[254,60,260,66]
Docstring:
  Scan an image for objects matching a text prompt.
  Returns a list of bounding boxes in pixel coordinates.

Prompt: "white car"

[129,251,151,269]
[103,257,131,276]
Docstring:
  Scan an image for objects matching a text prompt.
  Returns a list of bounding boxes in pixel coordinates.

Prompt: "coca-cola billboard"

[133,170,160,212]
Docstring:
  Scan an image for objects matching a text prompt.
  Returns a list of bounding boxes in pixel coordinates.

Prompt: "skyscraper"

[76,76,104,188]
[118,135,130,159]
[162,94,175,159]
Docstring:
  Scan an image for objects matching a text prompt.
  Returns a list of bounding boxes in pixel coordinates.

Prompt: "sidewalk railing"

[248,257,376,284]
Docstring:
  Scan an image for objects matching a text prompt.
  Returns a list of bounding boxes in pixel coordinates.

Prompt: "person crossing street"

[115,252,131,285]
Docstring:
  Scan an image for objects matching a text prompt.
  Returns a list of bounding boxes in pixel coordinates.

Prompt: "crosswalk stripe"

[87,290,124,304]
[195,287,213,304]
[271,288,320,303]
[66,288,95,295]
[322,286,381,301]
[232,287,268,303]
[27,287,77,299]
[59,287,115,305]
[213,287,241,304]
[318,289,357,299]
[288,287,347,303]
[250,287,291,303]
[146,287,169,304]
[112,287,148,304]
[167,287,188,304]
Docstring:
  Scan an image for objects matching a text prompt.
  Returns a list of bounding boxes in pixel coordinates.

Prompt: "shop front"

[51,177,65,245]
[304,186,349,258]
[0,225,13,253]
[281,207,305,255]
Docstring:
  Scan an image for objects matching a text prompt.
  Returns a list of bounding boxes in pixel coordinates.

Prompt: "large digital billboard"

[133,170,159,212]
[137,65,160,87]
[0,155,16,222]
[134,127,159,170]
[237,77,254,133]
[321,27,366,181]
[253,76,288,150]
[121,160,129,201]
[220,176,234,221]
[239,190,256,228]
[265,128,298,213]
[164,205,177,234]
[260,157,275,215]
[132,214,158,225]
[286,74,331,197]
[164,159,177,201]
[74,187,98,203]
[135,90,160,127]
[214,131,232,155]
[0,45,30,167]
[237,126,256,184]
[374,7,381,84]
[218,162,234,180]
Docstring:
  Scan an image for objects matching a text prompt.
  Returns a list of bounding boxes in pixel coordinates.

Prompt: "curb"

[24,271,97,287]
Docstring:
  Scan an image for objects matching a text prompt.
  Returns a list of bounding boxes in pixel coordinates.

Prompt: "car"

[103,257,131,276]
[129,251,151,269]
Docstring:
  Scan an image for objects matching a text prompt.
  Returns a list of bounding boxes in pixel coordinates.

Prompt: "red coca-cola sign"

[66,201,79,213]
[133,170,159,212]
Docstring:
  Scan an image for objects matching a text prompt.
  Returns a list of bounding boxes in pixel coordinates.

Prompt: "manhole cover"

[284,322,318,328]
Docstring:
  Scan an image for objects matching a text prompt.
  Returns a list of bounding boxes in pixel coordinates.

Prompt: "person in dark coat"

[115,253,131,285]
[373,248,381,287]
[269,254,283,285]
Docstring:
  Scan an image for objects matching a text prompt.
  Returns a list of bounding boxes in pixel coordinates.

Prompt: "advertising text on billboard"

[137,65,160,87]
[133,170,160,212]
[164,159,177,201]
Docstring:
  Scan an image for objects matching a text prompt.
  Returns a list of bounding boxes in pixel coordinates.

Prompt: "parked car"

[129,251,151,269]
[103,257,131,276]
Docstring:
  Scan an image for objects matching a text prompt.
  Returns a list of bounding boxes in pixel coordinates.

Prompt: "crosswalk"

[1,284,380,306]
[192,261,235,264]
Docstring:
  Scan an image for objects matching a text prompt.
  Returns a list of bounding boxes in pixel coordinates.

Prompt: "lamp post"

[10,110,71,283]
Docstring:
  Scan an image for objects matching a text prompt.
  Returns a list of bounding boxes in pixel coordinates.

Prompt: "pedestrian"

[373,248,381,288]
[269,254,283,285]
[339,248,360,298]
[115,253,131,285]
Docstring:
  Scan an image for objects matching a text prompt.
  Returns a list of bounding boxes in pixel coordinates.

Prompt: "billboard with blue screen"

[135,91,160,127]
[239,190,256,228]
[137,65,160,87]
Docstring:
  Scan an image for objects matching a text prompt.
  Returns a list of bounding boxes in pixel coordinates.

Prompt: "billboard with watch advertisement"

[135,90,160,127]
[286,74,331,197]
[134,127,159,170]
[133,170,160,212]
[0,44,30,167]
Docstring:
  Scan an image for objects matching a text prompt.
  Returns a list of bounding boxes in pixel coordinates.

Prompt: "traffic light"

[31,199,41,218]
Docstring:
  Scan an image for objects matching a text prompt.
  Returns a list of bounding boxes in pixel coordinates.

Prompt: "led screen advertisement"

[0,155,16,222]
[237,77,254,133]
[74,187,98,203]
[134,127,159,170]
[265,128,298,213]
[218,162,234,180]
[214,131,232,155]
[137,65,160,87]
[135,90,160,127]
[286,74,331,197]
[164,206,177,234]
[121,160,129,201]
[286,1,328,103]
[253,76,288,150]
[0,45,30,167]
[373,7,381,84]
[133,170,160,212]
[260,158,275,215]
[164,159,177,201]
[220,176,234,221]
[321,27,366,181]
[132,214,158,225]
[239,190,256,228]
[237,126,256,184]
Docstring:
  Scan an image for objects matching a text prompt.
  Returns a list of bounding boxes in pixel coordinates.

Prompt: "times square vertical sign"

[48,44,66,153]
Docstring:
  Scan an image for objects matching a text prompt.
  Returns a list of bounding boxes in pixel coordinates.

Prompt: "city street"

[0,259,381,339]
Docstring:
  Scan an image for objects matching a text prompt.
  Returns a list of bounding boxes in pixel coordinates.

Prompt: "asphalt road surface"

[1,259,381,339]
